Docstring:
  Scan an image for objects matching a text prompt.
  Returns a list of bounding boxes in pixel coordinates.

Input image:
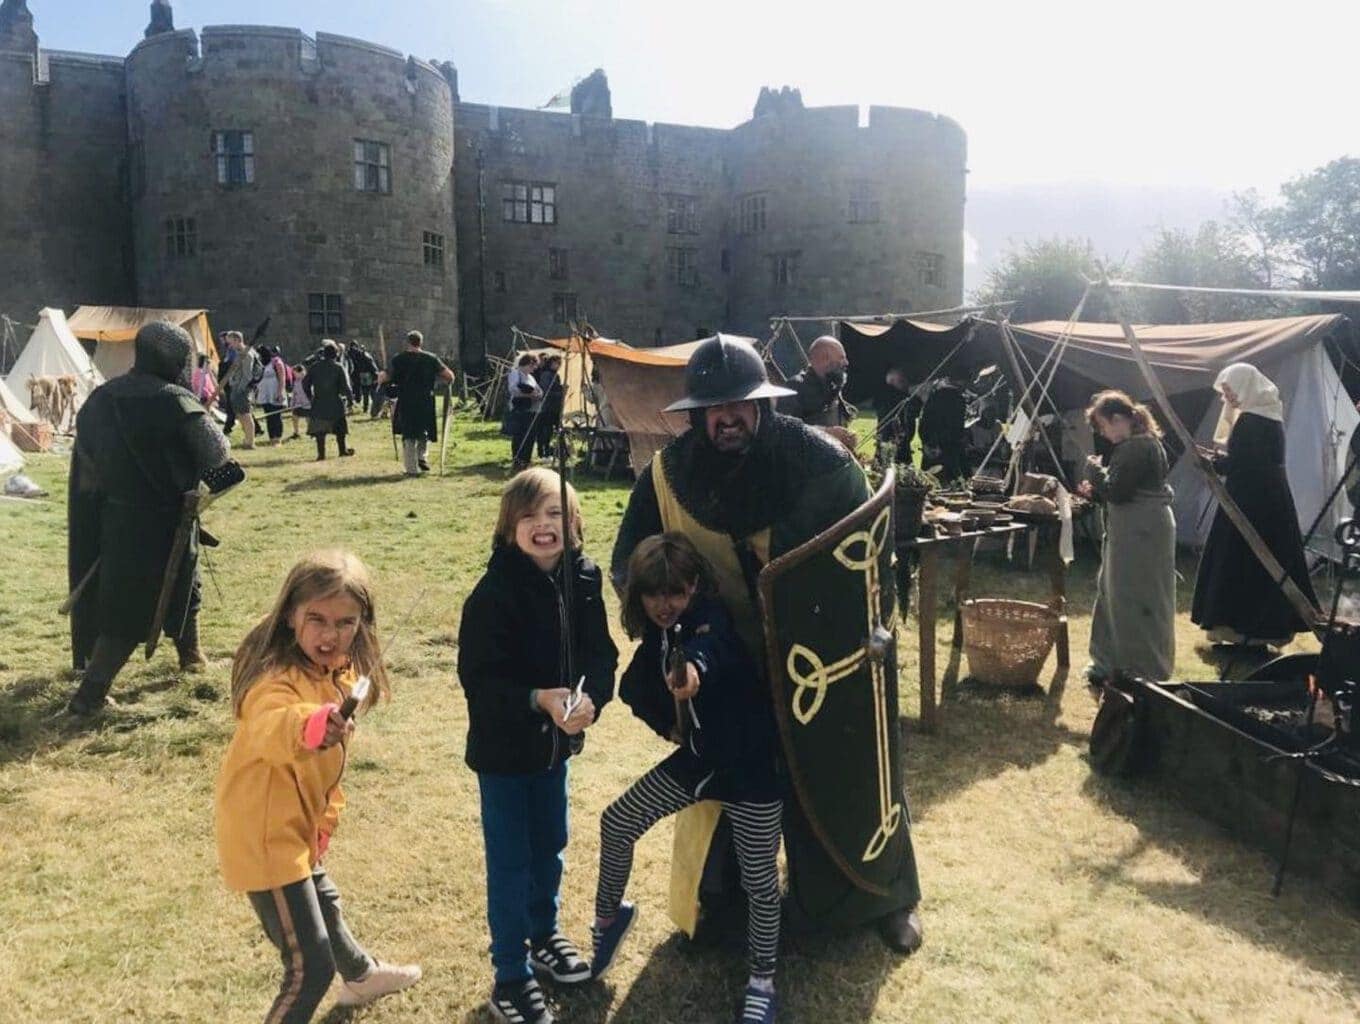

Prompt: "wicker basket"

[9,420,53,452]
[962,599,1060,687]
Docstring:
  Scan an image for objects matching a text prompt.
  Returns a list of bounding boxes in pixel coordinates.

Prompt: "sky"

[26,0,1360,195]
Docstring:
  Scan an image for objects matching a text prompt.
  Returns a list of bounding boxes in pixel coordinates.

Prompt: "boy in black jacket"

[591,534,782,1024]
[458,468,618,1024]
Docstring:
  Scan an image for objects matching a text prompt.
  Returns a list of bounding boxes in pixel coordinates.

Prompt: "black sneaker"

[489,978,553,1024]
[590,901,637,981]
[737,983,777,1023]
[530,932,591,985]
[417,458,431,472]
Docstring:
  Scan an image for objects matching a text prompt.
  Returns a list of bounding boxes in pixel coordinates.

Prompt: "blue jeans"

[478,762,569,984]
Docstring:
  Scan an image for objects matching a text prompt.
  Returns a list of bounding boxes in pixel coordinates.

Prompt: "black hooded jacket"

[619,592,778,801]
[457,544,618,774]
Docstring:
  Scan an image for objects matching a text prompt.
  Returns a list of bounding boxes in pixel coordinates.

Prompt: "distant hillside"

[964,182,1232,297]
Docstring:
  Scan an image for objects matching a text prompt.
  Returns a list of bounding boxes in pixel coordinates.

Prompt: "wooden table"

[909,518,1070,733]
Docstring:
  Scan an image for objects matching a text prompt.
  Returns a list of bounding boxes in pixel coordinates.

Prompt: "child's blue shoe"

[589,901,637,980]
[737,982,776,1024]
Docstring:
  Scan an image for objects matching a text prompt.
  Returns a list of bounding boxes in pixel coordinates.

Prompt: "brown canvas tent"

[67,306,217,378]
[979,315,1360,556]
[573,335,755,474]
[837,318,981,409]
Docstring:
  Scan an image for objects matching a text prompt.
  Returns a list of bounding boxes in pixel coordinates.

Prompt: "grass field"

[1,412,1357,1024]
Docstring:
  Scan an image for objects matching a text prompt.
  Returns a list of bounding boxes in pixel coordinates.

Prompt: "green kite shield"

[757,468,909,895]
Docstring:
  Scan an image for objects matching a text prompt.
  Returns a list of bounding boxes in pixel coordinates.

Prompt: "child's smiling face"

[515,495,564,571]
[290,592,362,671]
[642,582,697,630]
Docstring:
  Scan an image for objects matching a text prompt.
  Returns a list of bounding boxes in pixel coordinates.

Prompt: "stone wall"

[455,103,729,362]
[126,27,458,362]
[0,48,133,331]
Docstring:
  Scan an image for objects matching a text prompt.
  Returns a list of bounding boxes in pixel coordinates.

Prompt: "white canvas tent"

[993,314,1359,560]
[0,375,38,425]
[0,430,24,475]
[4,308,104,424]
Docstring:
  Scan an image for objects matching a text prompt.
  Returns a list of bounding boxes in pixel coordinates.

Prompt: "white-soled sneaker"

[334,960,422,1007]
[531,932,591,985]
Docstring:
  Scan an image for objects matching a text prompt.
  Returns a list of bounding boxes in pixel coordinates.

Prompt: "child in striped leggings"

[592,533,783,1024]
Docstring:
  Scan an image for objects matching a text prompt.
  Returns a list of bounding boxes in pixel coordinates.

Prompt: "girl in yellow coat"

[215,550,420,1023]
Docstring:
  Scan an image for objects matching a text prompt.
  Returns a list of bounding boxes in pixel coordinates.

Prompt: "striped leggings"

[596,763,783,976]
[247,867,374,1024]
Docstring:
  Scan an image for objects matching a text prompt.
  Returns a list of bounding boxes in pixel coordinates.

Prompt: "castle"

[0,1,967,365]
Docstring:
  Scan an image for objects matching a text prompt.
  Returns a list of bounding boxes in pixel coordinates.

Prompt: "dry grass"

[0,414,1356,1023]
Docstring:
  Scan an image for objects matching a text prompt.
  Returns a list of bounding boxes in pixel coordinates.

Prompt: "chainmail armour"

[661,405,853,540]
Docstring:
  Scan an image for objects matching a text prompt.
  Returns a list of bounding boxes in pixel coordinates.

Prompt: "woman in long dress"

[1078,391,1177,683]
[1191,363,1317,647]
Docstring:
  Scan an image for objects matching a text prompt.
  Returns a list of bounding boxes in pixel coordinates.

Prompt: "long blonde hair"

[231,549,389,716]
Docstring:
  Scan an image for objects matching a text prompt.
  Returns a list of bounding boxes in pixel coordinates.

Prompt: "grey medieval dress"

[1086,433,1177,681]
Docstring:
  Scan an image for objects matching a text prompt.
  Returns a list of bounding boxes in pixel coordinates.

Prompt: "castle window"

[916,251,943,287]
[354,140,392,194]
[739,193,767,234]
[666,194,698,234]
[502,181,556,224]
[423,231,445,268]
[493,271,507,293]
[308,293,344,335]
[667,247,698,288]
[552,292,578,324]
[848,181,881,223]
[769,251,799,290]
[549,248,569,280]
[212,130,255,186]
[164,217,197,259]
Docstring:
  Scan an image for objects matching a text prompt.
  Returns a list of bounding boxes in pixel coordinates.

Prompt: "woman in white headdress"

[1191,363,1317,647]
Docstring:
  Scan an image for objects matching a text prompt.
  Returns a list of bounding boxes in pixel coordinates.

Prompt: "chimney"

[145,0,174,39]
[0,0,38,55]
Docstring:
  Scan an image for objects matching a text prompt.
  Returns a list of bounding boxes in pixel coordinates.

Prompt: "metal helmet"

[663,334,794,412]
[133,320,194,385]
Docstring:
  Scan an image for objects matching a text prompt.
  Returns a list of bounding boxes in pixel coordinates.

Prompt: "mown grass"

[0,412,1357,1023]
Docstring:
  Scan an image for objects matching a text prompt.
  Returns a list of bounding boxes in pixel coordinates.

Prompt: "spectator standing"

[192,354,219,411]
[349,342,380,414]
[223,331,260,450]
[289,364,310,441]
[535,355,565,458]
[255,345,289,445]
[505,354,542,472]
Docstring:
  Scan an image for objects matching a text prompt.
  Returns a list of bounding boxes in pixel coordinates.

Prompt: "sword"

[438,379,453,476]
[144,484,231,659]
[60,558,100,616]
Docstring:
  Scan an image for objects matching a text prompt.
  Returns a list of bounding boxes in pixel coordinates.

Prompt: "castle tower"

[0,0,37,54]
[144,1,174,39]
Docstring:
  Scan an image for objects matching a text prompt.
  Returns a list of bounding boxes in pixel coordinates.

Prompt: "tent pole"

[1100,275,1323,635]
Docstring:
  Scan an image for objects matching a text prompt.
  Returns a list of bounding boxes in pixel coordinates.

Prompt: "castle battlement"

[1,5,966,367]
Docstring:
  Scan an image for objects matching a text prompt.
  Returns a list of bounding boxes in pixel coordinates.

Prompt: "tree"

[1132,223,1279,323]
[971,238,1122,322]
[1275,157,1360,290]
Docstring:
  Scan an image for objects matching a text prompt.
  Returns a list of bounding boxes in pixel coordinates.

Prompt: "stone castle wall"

[0,47,134,333]
[126,26,458,359]
[454,104,729,362]
[0,11,966,369]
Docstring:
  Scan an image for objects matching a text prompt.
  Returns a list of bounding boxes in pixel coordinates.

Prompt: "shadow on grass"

[1079,769,1360,998]
[283,472,416,493]
[0,668,218,766]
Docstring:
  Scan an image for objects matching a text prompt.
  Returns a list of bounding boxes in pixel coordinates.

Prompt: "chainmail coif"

[133,320,194,386]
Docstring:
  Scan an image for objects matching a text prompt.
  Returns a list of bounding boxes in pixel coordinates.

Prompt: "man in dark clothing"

[534,355,565,458]
[303,340,353,460]
[380,330,454,477]
[777,335,854,428]
[611,335,924,957]
[878,367,923,465]
[348,342,380,414]
[67,321,244,715]
[918,376,968,482]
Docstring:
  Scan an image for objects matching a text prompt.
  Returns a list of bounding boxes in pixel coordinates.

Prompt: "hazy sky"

[26,0,1360,194]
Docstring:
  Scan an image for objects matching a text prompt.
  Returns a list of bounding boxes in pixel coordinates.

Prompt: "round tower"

[724,97,967,335]
[125,25,458,360]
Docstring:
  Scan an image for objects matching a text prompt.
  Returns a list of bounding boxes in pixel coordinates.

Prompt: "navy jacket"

[619,593,778,801]
[458,544,618,774]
